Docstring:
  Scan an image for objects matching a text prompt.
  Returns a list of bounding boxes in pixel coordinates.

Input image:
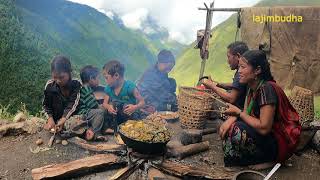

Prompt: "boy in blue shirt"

[102,60,145,129]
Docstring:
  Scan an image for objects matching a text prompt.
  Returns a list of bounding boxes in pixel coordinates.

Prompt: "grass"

[0,103,44,121]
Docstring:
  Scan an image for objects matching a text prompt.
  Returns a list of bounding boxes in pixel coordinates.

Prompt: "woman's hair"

[51,55,72,74]
[80,65,99,83]
[242,50,274,81]
[103,60,125,77]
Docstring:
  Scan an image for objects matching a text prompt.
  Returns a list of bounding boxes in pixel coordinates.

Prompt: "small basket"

[288,86,314,126]
[178,86,222,129]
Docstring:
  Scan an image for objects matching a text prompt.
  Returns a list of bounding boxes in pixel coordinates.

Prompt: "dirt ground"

[0,120,319,180]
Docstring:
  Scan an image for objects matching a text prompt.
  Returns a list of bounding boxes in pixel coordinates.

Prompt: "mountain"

[15,0,158,80]
[171,0,320,87]
[0,0,185,114]
[109,11,186,57]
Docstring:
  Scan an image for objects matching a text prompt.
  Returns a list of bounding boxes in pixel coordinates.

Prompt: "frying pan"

[118,123,170,154]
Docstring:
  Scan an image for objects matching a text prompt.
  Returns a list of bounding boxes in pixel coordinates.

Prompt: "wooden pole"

[198,8,241,12]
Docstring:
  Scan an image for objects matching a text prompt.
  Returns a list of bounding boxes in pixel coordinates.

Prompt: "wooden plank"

[153,161,233,180]
[109,159,145,180]
[68,137,126,153]
[148,167,167,180]
[31,154,123,180]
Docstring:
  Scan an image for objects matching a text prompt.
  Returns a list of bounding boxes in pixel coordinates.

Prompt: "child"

[102,60,145,129]
[73,65,106,141]
[43,55,81,132]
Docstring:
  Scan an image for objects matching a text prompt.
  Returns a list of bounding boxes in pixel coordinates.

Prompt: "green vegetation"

[0,0,52,114]
[0,0,185,115]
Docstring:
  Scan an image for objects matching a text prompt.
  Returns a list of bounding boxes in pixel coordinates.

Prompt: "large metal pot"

[118,125,169,155]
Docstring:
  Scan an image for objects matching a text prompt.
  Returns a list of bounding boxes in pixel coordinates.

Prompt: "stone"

[13,112,27,123]
[61,140,68,146]
[35,138,43,146]
[312,130,320,152]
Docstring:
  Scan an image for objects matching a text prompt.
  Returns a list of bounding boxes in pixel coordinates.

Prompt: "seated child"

[102,60,145,130]
[43,55,81,132]
[70,65,106,141]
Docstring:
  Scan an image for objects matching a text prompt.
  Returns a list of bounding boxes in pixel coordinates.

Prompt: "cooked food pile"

[120,120,171,143]
[146,111,179,121]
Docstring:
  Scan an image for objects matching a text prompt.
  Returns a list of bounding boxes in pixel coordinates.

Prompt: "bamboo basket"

[178,86,224,129]
[288,86,314,126]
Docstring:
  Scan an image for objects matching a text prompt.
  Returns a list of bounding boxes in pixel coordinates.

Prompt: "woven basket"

[288,86,314,125]
[178,86,221,129]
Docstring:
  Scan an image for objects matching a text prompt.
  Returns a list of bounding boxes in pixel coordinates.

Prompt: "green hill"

[0,0,185,114]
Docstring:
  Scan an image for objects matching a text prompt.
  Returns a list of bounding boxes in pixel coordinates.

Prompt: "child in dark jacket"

[43,56,81,132]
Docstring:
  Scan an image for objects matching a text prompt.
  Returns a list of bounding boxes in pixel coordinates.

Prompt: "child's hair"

[103,60,125,77]
[51,55,72,74]
[80,65,100,83]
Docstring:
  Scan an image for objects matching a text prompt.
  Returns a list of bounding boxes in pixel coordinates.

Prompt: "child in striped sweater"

[68,65,106,141]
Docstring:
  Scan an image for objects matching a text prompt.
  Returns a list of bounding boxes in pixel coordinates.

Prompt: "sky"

[68,0,260,44]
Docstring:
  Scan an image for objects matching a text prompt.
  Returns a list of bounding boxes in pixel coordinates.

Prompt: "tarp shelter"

[240,6,320,94]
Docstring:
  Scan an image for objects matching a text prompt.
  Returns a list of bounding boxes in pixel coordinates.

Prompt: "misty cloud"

[68,0,259,44]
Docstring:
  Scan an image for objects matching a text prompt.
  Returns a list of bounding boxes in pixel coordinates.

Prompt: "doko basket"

[178,86,219,129]
[288,86,314,126]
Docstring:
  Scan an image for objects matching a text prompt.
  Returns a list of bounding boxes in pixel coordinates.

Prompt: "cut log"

[153,160,234,180]
[295,129,317,152]
[202,128,217,135]
[180,129,203,145]
[109,159,145,180]
[148,167,167,180]
[31,154,124,180]
[312,130,320,153]
[68,137,125,153]
[0,122,25,137]
[167,141,210,159]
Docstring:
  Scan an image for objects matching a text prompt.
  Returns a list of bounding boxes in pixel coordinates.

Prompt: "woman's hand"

[123,104,137,115]
[219,116,237,139]
[224,103,241,116]
[201,78,217,89]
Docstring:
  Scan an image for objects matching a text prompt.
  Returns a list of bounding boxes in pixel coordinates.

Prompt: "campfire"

[30,116,234,180]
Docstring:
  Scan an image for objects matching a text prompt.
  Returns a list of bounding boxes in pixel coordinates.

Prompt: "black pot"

[118,130,169,155]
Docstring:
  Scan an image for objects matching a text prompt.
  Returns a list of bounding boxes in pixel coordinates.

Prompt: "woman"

[220,50,301,167]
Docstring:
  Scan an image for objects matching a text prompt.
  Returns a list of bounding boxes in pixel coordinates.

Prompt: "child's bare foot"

[85,129,95,141]
[95,135,108,141]
[44,118,55,130]
[104,128,114,134]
